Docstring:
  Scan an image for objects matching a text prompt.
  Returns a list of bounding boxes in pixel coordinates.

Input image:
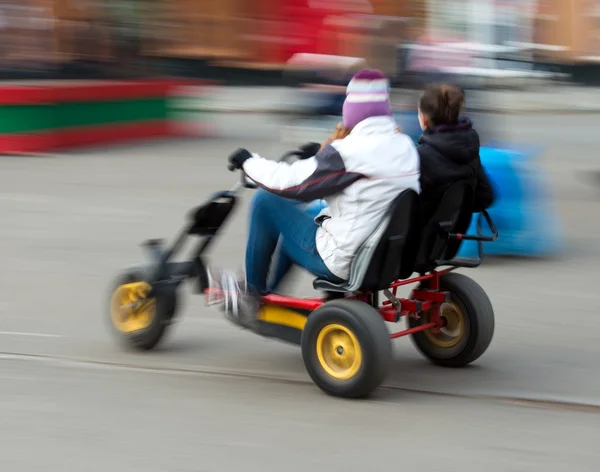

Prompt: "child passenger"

[416,83,494,217]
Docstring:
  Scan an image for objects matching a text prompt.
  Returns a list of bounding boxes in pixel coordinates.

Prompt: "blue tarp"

[456,144,563,258]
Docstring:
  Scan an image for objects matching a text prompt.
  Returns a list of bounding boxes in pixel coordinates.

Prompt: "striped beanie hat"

[342,69,392,129]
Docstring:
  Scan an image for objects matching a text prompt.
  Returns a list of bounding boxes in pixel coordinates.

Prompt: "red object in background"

[279,0,337,62]
[0,121,171,155]
[0,79,210,155]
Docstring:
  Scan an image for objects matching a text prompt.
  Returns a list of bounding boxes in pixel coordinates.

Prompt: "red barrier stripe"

[52,120,173,149]
[0,120,174,154]
[0,132,53,154]
[0,78,211,105]
[0,87,52,105]
[51,81,172,103]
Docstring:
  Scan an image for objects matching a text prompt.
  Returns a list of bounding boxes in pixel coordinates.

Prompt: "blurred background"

[1,2,600,471]
[0,0,598,84]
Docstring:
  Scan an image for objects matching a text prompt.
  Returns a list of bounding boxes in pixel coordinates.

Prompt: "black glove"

[228,148,252,171]
[297,142,321,160]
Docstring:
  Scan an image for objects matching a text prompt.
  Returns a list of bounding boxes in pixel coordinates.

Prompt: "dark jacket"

[417,117,494,213]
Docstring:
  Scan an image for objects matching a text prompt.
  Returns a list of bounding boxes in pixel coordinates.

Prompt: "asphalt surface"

[1,114,599,471]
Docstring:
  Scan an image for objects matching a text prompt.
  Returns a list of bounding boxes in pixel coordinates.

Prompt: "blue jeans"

[245,190,342,294]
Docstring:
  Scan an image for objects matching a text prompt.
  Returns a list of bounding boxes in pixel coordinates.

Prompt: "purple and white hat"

[342,69,392,129]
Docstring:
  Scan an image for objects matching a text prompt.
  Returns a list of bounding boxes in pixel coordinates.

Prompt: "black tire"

[108,267,178,351]
[301,299,392,398]
[409,272,494,367]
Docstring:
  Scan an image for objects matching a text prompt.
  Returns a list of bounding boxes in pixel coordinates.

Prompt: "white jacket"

[243,116,421,280]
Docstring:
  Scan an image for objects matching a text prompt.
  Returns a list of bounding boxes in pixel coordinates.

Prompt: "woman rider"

[208,69,421,329]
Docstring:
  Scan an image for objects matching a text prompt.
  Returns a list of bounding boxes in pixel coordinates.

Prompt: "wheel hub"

[110,282,156,334]
[316,324,363,380]
[424,302,465,348]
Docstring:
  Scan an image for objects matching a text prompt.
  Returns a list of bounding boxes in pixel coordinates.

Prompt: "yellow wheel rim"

[110,282,156,334]
[316,323,363,381]
[423,302,465,348]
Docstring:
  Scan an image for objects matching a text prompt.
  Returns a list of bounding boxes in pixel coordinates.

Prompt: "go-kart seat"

[414,181,475,273]
[313,189,421,293]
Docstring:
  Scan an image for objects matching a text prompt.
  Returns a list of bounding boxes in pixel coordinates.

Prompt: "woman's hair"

[319,121,403,151]
[418,83,465,127]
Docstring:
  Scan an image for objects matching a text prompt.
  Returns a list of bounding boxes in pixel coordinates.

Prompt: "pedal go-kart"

[108,150,498,399]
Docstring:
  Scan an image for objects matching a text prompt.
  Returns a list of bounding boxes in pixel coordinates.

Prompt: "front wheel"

[408,272,495,367]
[301,299,392,398]
[108,267,178,351]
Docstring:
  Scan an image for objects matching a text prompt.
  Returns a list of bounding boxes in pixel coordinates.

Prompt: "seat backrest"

[415,181,475,272]
[345,189,421,292]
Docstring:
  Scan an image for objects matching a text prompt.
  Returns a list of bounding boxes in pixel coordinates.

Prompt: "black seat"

[313,189,421,293]
[414,181,475,273]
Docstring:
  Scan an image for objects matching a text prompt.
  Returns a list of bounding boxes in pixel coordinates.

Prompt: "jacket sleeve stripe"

[253,170,365,202]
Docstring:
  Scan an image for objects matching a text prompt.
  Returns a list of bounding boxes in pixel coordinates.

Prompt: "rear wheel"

[409,272,494,367]
[301,299,392,398]
[108,268,178,351]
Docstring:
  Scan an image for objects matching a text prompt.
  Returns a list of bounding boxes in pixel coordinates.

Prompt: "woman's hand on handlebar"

[227,148,252,171]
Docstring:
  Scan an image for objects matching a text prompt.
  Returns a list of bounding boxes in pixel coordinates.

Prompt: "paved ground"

[2,357,599,472]
[1,114,599,470]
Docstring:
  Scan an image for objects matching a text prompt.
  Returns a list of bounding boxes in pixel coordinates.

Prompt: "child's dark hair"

[418,83,465,127]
